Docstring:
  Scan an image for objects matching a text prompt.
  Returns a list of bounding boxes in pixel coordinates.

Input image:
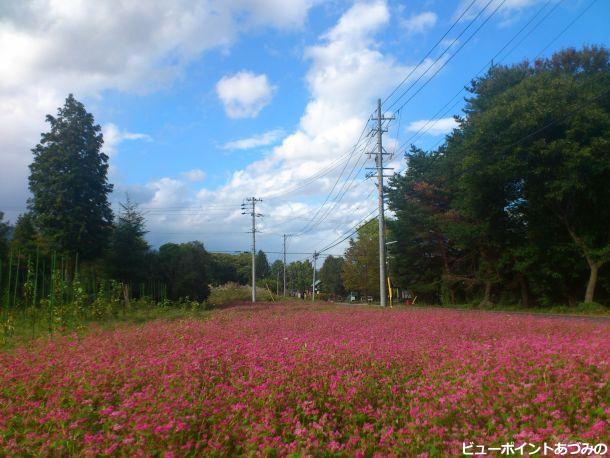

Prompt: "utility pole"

[369,98,394,307]
[312,251,318,302]
[283,234,289,297]
[242,197,262,302]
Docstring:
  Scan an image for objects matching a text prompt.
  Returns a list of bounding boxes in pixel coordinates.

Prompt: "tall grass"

[0,250,172,348]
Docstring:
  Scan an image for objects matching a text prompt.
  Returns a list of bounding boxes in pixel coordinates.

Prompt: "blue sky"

[1,0,608,260]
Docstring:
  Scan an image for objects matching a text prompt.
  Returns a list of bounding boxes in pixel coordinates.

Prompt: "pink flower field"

[1,303,608,456]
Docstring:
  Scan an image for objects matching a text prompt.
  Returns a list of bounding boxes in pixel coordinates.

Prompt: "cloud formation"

[406,117,458,136]
[401,11,438,35]
[149,0,425,253]
[102,123,151,158]
[455,0,547,21]
[0,0,317,219]
[222,129,285,150]
[181,169,206,182]
[216,72,277,119]
[0,0,446,255]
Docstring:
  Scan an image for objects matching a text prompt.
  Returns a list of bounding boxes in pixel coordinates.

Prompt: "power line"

[382,0,479,107]
[262,117,374,201]
[385,0,500,112]
[296,141,372,235]
[393,0,509,114]
[535,0,599,59]
[398,0,561,152]
[311,187,376,250]
[401,0,595,175]
[318,208,378,254]
[293,134,374,235]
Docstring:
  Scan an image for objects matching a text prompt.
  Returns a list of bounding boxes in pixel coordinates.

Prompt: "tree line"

[1,46,607,310]
[384,46,609,306]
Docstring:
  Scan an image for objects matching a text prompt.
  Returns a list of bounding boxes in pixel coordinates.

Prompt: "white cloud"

[102,123,151,158]
[181,169,206,182]
[143,0,440,254]
[454,0,548,21]
[222,129,285,150]
[0,0,317,220]
[406,117,458,136]
[401,11,437,35]
[0,0,451,255]
[216,71,277,119]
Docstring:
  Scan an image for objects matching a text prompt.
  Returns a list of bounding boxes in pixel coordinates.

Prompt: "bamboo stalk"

[33,248,39,307]
[6,251,12,310]
[13,251,20,309]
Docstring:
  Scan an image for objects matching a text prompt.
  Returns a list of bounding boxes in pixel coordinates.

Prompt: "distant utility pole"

[312,251,318,302]
[283,234,290,297]
[242,197,262,302]
[369,98,394,307]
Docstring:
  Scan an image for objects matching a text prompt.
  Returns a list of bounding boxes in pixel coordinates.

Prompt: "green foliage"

[270,259,284,280]
[286,259,313,294]
[387,46,610,306]
[206,282,272,307]
[208,252,251,285]
[106,197,149,286]
[255,250,270,279]
[28,94,113,261]
[0,212,9,260]
[10,213,38,259]
[342,220,379,298]
[318,255,345,296]
[157,241,211,301]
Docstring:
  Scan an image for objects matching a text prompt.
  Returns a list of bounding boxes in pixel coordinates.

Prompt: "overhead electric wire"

[395,0,562,156]
[317,208,378,254]
[392,0,508,115]
[297,142,372,235]
[261,149,355,200]
[305,0,504,250]
[262,116,374,201]
[384,0,500,112]
[311,0,578,256]
[535,0,599,59]
[310,186,377,251]
[294,0,486,243]
[381,0,479,107]
[401,0,594,177]
[293,133,374,235]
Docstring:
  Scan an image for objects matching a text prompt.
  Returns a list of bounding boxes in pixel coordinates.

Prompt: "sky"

[0,0,608,262]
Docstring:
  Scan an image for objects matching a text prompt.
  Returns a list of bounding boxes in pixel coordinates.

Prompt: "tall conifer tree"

[28,94,113,260]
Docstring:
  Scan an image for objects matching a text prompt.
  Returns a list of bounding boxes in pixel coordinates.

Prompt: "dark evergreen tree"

[106,197,150,292]
[157,241,211,301]
[28,94,113,261]
[10,213,39,259]
[208,253,240,285]
[255,250,270,279]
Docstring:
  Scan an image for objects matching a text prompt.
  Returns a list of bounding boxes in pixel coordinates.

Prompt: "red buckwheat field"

[1,303,608,456]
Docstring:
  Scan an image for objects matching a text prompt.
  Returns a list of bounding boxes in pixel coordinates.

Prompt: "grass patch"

[1,301,210,351]
[418,300,610,317]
